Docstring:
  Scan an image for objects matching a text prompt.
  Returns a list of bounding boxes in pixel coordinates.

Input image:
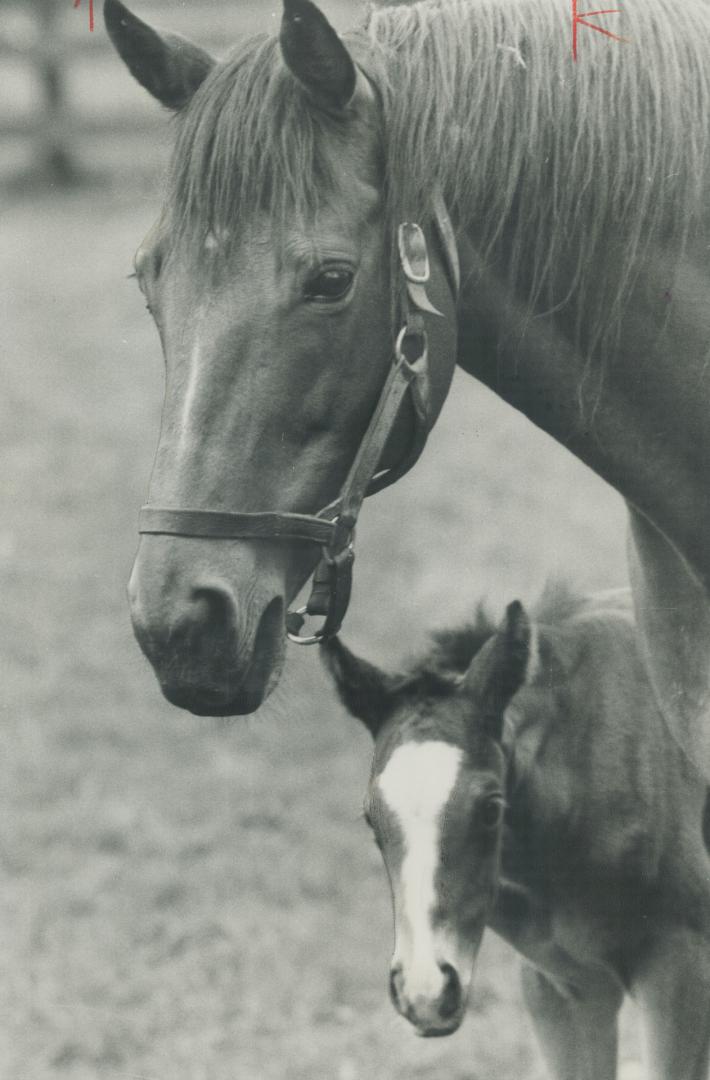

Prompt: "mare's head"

[105,0,458,715]
[322,601,531,1036]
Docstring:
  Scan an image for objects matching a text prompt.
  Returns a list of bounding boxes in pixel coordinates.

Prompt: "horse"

[104,0,710,774]
[320,585,710,1079]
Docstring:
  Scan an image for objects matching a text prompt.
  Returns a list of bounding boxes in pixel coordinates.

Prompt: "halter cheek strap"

[139,194,460,644]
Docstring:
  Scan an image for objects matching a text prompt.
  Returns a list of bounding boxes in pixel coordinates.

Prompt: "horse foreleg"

[521,963,623,1080]
[631,929,710,1080]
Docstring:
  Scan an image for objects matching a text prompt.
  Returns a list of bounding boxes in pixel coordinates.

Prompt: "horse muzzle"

[389,957,467,1037]
[128,536,286,716]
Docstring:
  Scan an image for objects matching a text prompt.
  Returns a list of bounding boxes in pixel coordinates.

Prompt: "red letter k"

[572,0,630,60]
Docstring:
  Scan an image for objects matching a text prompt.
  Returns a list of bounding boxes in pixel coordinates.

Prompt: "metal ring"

[286,606,325,646]
[323,539,355,566]
[395,324,427,366]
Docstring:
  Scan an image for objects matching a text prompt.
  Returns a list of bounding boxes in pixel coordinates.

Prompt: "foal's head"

[322,602,531,1036]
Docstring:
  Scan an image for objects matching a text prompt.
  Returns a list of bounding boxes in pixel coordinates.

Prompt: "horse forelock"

[379,583,617,736]
[162,34,362,268]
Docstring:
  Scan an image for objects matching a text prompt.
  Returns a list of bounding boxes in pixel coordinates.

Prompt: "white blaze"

[177,305,209,457]
[378,740,463,997]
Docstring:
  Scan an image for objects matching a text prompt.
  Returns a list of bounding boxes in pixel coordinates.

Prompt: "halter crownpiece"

[139,193,460,644]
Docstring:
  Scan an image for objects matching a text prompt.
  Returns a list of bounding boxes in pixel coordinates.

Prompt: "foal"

[322,587,710,1079]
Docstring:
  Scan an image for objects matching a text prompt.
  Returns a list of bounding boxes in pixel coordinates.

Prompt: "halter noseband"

[138,192,460,644]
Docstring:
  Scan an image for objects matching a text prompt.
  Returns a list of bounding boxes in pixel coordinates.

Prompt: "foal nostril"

[389,965,403,1007]
[438,962,462,1019]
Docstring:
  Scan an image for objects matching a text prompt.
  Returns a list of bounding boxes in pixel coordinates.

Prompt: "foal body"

[492,593,710,1080]
[323,589,710,1080]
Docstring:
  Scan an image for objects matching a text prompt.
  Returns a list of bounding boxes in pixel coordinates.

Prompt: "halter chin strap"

[139,192,460,644]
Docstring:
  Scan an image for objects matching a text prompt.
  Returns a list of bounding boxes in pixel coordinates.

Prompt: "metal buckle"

[398,223,430,284]
[325,516,355,560]
[286,606,324,646]
[286,538,354,646]
[324,537,355,568]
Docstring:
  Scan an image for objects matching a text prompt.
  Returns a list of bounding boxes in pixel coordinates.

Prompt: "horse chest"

[490,879,631,986]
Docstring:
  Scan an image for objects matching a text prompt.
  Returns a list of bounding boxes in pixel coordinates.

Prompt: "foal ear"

[105,0,214,110]
[463,601,531,740]
[280,0,357,112]
[320,638,392,738]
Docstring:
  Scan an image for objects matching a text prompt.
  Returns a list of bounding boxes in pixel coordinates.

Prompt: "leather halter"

[139,192,460,644]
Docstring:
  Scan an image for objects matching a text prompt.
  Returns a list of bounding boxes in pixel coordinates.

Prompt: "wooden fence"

[0,0,360,184]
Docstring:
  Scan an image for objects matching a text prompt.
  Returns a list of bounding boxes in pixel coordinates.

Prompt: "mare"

[105,0,710,775]
[321,586,710,1079]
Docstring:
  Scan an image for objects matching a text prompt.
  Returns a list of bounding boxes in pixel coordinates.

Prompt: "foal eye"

[479,796,505,829]
[304,267,354,303]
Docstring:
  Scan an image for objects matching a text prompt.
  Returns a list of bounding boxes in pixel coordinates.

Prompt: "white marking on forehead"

[379,740,462,826]
[177,304,210,456]
[378,741,463,988]
[178,338,203,457]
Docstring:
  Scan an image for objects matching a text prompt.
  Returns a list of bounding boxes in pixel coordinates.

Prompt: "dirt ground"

[0,5,644,1077]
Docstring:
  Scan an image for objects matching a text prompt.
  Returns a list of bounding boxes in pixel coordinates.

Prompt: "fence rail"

[0,0,360,183]
[0,0,286,56]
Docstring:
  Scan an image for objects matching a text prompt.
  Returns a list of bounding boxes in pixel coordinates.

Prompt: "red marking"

[73,0,94,32]
[572,0,630,59]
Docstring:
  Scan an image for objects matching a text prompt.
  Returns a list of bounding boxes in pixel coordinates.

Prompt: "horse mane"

[392,580,594,698]
[164,0,710,355]
[390,602,497,697]
[421,603,498,674]
[163,34,347,257]
[365,0,710,356]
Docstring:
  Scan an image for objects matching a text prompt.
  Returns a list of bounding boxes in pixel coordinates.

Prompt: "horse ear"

[105,0,214,110]
[280,0,357,112]
[320,638,392,738]
[463,601,531,740]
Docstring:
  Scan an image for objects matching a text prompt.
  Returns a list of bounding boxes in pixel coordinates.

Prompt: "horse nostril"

[438,962,462,1019]
[190,585,237,630]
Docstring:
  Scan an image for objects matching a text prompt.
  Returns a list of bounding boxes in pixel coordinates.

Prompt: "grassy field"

[0,6,642,1076]
[0,184,642,1080]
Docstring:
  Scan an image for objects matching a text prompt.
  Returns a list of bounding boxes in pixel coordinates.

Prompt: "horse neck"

[487,668,558,950]
[487,620,605,950]
[454,231,710,592]
[369,0,710,585]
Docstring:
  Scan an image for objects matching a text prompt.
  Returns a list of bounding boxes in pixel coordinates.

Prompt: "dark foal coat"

[495,593,710,982]
[323,587,710,1080]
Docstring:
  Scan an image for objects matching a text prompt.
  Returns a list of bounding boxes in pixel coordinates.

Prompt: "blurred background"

[0,2,635,1077]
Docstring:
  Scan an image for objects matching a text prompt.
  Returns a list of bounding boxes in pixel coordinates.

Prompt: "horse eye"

[304,267,354,303]
[479,796,505,829]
